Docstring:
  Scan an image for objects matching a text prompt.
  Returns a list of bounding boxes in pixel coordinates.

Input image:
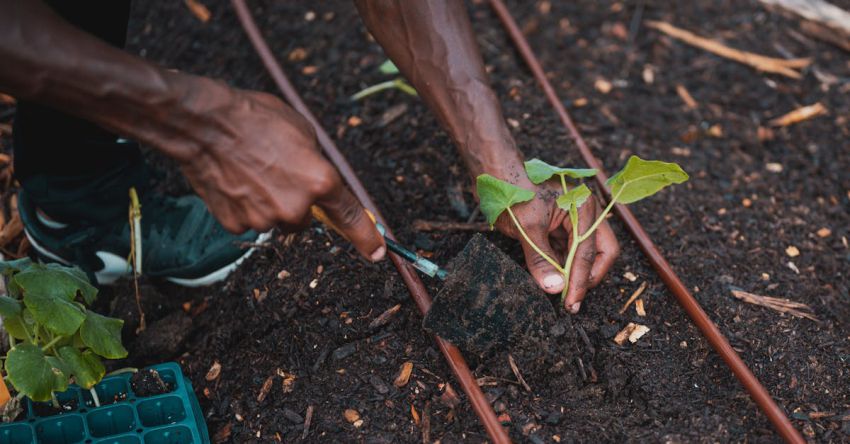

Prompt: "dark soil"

[130,369,173,398]
[1,0,847,442]
[31,397,78,418]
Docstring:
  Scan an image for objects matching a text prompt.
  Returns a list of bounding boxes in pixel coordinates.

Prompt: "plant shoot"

[476,155,688,306]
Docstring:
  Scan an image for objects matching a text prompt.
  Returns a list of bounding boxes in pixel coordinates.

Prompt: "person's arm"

[0,0,386,262]
[354,0,619,311]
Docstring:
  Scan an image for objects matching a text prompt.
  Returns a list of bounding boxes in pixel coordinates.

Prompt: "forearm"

[354,0,523,179]
[0,0,223,162]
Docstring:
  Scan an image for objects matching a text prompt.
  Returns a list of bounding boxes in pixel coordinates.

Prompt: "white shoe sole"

[24,228,272,288]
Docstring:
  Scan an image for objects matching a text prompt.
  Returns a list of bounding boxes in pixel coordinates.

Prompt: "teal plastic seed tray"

[0,362,210,444]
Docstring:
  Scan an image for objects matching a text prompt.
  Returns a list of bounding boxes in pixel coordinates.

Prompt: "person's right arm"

[0,0,386,261]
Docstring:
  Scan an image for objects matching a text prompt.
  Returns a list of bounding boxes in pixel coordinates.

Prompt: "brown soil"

[1,0,847,442]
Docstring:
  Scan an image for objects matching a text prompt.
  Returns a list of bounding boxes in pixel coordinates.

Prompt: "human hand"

[488,172,620,313]
[164,79,386,262]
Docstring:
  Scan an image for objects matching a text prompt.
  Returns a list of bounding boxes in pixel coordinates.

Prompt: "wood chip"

[785,245,800,257]
[274,371,293,394]
[765,162,784,173]
[623,271,638,282]
[769,103,827,126]
[635,298,647,316]
[183,0,211,23]
[205,361,222,381]
[406,404,419,426]
[645,20,811,78]
[439,383,461,409]
[675,84,698,108]
[369,304,401,329]
[288,47,308,62]
[730,289,818,321]
[613,322,650,345]
[347,116,362,127]
[394,362,413,387]
[594,78,613,94]
[507,354,531,392]
[257,376,275,402]
[343,409,360,424]
[619,281,648,314]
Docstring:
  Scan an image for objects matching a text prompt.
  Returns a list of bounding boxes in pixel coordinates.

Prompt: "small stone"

[761,273,770,281]
[288,47,308,62]
[368,374,390,395]
[507,118,520,128]
[787,261,800,274]
[235,413,244,422]
[765,162,783,173]
[786,245,800,257]
[347,116,362,127]
[301,65,318,75]
[573,97,588,107]
[642,65,655,84]
[742,198,752,208]
[816,227,831,238]
[283,408,304,424]
[623,271,638,282]
[309,279,319,289]
[333,343,357,360]
[353,419,364,428]
[304,10,316,21]
[277,270,290,280]
[679,341,688,349]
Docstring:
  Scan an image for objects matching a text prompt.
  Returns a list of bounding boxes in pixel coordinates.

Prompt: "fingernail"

[370,246,386,262]
[568,302,582,314]
[543,274,564,289]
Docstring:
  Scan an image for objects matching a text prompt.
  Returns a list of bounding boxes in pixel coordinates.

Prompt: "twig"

[619,281,648,314]
[730,289,819,321]
[675,84,698,109]
[769,102,827,126]
[412,219,490,232]
[421,402,431,444]
[758,0,850,52]
[645,20,811,78]
[507,354,531,392]
[301,405,314,440]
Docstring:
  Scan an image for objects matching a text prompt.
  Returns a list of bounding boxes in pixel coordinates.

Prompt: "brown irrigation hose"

[488,0,804,442]
[230,1,511,442]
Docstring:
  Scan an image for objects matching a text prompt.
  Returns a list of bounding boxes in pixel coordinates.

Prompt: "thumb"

[519,226,565,294]
[313,187,386,262]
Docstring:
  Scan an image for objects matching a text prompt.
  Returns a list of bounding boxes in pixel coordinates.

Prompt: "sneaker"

[19,189,270,287]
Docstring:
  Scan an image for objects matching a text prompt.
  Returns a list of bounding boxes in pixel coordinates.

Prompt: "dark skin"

[0,0,619,312]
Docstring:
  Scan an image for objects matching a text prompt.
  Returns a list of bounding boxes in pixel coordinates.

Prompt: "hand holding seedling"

[478,156,688,312]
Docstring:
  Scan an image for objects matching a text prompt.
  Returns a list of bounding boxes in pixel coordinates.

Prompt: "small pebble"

[765,162,783,173]
[594,78,613,94]
[816,227,831,238]
[742,198,752,208]
[277,270,291,280]
[786,245,800,257]
[343,409,360,423]
[304,10,316,21]
[309,279,319,289]
[623,271,638,282]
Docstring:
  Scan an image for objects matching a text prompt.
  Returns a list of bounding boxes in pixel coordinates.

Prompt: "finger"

[316,179,386,262]
[519,224,566,294]
[564,202,598,313]
[589,218,620,287]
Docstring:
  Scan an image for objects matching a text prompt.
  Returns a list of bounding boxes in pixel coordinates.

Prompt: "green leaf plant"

[0,259,127,407]
[476,155,688,307]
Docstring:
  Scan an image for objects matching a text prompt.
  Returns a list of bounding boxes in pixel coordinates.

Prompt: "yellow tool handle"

[310,205,378,241]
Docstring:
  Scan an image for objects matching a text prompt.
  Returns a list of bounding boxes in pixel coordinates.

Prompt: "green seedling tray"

[0,362,210,444]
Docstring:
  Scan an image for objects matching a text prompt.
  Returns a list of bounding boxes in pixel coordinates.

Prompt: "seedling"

[477,155,688,305]
[350,59,417,101]
[0,259,128,407]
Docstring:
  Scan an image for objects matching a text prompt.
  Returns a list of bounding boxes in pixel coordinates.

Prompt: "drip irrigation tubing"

[230,1,511,442]
[488,0,804,442]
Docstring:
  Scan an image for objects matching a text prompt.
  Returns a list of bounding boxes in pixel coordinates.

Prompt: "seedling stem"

[506,208,564,274]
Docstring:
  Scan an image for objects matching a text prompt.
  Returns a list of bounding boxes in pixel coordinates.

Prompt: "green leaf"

[0,296,22,318]
[524,158,597,184]
[57,347,105,389]
[476,174,536,226]
[20,288,85,336]
[378,59,400,75]
[0,258,33,276]
[15,263,97,305]
[556,184,592,211]
[5,343,69,402]
[0,296,27,340]
[606,156,689,204]
[80,311,127,359]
